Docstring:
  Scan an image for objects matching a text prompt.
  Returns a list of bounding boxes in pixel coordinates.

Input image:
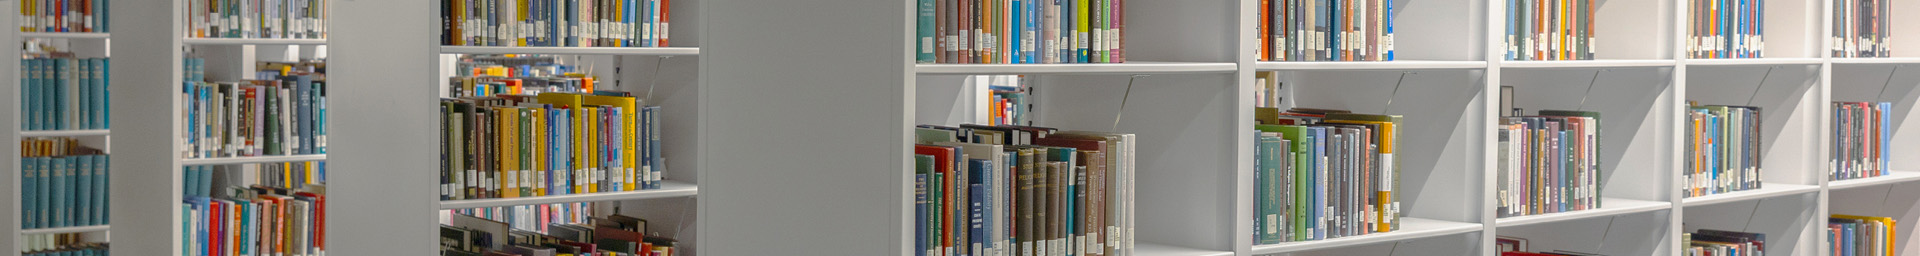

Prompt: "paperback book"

[1684,103,1763,198]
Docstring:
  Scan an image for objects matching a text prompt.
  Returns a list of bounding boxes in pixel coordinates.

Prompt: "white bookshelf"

[329,0,706,255]
[2,1,115,255]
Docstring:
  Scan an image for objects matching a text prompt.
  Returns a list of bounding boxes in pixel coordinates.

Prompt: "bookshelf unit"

[328,0,706,255]
[2,0,114,254]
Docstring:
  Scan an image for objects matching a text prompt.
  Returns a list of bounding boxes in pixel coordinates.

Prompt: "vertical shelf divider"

[327,0,438,254]
[106,0,184,254]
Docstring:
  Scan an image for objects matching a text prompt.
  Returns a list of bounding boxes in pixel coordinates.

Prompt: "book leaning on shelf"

[441,0,672,47]
[1833,0,1890,57]
[1832,102,1890,181]
[441,211,679,256]
[20,137,109,230]
[19,0,107,33]
[1250,108,1401,244]
[1504,0,1597,60]
[1496,110,1602,218]
[1256,0,1396,61]
[1683,103,1761,198]
[179,161,326,256]
[1683,229,1766,256]
[916,0,1125,64]
[1830,214,1895,256]
[20,56,110,131]
[185,0,327,39]
[180,59,328,158]
[1689,0,1765,58]
[913,124,1135,256]
[21,239,107,256]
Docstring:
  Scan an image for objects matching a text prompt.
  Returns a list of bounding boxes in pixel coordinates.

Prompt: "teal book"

[51,157,67,227]
[93,155,108,225]
[19,59,28,130]
[34,158,50,228]
[101,59,110,129]
[22,157,37,229]
[29,59,44,130]
[917,0,936,63]
[1257,133,1284,244]
[75,155,92,226]
[76,59,89,129]
[54,58,68,130]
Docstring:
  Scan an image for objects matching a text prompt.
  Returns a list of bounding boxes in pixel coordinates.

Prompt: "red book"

[914,145,957,253]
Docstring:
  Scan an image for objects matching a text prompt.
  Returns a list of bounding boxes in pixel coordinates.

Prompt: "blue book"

[53,58,68,130]
[22,157,36,229]
[1310,126,1325,239]
[25,59,40,130]
[969,182,985,256]
[77,59,90,129]
[102,58,111,129]
[968,158,994,254]
[35,158,51,228]
[647,106,663,189]
[1060,0,1073,63]
[915,171,928,256]
[1385,0,1394,60]
[51,157,67,227]
[1009,0,1022,64]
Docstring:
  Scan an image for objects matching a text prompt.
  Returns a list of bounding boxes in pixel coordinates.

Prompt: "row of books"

[915,0,1127,64]
[1497,110,1602,218]
[19,137,108,230]
[1495,236,1602,255]
[181,184,327,256]
[21,57,110,131]
[181,59,328,158]
[985,75,1030,126]
[912,124,1136,256]
[441,212,678,256]
[183,161,326,198]
[1832,102,1890,181]
[20,237,107,256]
[1504,0,1597,60]
[186,0,327,39]
[1689,0,1765,58]
[439,92,666,201]
[1254,73,1285,109]
[1684,104,1762,198]
[1251,108,1402,244]
[441,0,672,47]
[1682,229,1768,256]
[1256,0,1396,62]
[1829,214,1896,256]
[1833,0,1890,57]
[18,0,107,33]
[444,203,594,235]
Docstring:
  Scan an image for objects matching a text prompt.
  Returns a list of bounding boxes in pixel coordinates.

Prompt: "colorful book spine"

[439,88,666,200]
[1830,102,1891,181]
[185,0,323,39]
[179,59,326,159]
[1833,0,1889,57]
[1247,108,1403,243]
[443,0,667,47]
[913,124,1135,256]
[1495,110,1601,218]
[1689,0,1764,58]
[1505,0,1595,60]
[18,0,105,32]
[1683,104,1762,198]
[917,0,1123,64]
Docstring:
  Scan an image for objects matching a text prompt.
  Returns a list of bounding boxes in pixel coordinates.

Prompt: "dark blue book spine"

[969,183,984,256]
[647,106,662,189]
[915,173,928,256]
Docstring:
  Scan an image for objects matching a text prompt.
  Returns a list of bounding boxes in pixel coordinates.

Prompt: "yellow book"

[518,0,530,46]
[21,0,31,32]
[585,106,602,193]
[583,95,639,191]
[530,107,547,196]
[1833,214,1897,256]
[500,107,521,198]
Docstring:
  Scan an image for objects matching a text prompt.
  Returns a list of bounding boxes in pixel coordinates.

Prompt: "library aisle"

[0,0,1912,255]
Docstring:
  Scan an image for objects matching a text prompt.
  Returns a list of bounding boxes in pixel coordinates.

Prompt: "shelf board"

[18,129,110,137]
[1494,198,1670,227]
[1249,217,1482,254]
[1685,58,1824,66]
[182,38,327,45]
[438,181,698,209]
[181,154,328,165]
[1499,59,1678,69]
[1256,60,1487,71]
[19,32,109,39]
[1831,57,1920,65]
[1133,242,1233,256]
[1680,183,1819,207]
[437,46,701,56]
[1829,171,1920,190]
[20,225,109,235]
[914,61,1238,75]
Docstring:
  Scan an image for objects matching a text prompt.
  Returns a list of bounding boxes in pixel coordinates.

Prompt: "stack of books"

[1251,108,1402,244]
[439,91,665,200]
[913,124,1135,256]
[1497,110,1603,217]
[440,213,678,256]
[21,57,110,131]
[449,55,600,97]
[916,0,1125,64]
[19,0,106,33]
[1829,214,1896,256]
[1684,104,1763,197]
[1833,0,1891,57]
[181,59,328,158]
[1504,0,1597,60]
[1689,0,1765,58]
[19,137,109,230]
[441,0,672,47]
[1683,229,1767,256]
[1256,0,1396,61]
[20,240,107,256]
[1832,102,1891,181]
[185,0,328,39]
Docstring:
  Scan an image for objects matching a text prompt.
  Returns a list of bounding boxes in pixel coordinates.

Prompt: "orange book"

[1260,0,1271,61]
